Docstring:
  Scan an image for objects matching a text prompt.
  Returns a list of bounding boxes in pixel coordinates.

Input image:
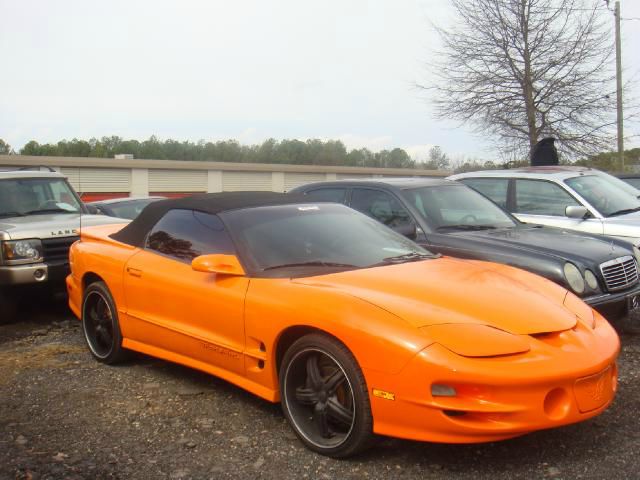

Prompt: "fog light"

[543,388,570,420]
[431,384,457,397]
[34,269,46,281]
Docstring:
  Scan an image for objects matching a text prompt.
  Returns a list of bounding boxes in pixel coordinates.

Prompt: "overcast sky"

[1,0,639,161]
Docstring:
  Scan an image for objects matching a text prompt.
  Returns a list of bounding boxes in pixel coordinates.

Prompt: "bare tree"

[422,0,625,159]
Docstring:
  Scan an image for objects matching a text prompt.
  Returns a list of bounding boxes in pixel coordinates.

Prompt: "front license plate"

[627,294,640,312]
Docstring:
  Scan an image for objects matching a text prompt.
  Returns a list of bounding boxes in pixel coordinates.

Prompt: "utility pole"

[615,0,624,171]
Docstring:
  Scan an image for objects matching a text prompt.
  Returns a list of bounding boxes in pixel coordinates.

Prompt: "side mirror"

[192,254,246,276]
[86,204,100,215]
[393,222,417,240]
[565,205,589,219]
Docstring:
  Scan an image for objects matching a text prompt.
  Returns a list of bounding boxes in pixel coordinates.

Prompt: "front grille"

[42,236,79,262]
[600,256,639,292]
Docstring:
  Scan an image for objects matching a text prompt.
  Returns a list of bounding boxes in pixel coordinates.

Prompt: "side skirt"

[121,338,279,402]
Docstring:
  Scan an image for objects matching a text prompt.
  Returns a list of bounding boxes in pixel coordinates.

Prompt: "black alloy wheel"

[82,281,127,364]
[280,333,373,458]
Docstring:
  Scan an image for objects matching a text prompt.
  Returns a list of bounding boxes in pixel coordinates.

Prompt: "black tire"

[81,281,127,364]
[279,333,374,458]
[0,289,17,324]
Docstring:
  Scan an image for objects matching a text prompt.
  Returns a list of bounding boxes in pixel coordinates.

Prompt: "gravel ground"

[1,300,639,480]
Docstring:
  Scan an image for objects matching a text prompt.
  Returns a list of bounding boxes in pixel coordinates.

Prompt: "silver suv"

[450,166,640,246]
[0,169,125,320]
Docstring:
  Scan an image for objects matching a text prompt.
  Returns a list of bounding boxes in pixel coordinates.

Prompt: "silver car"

[449,166,640,247]
[0,169,125,320]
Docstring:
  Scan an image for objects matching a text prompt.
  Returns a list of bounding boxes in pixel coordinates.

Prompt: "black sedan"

[88,196,165,220]
[291,178,640,320]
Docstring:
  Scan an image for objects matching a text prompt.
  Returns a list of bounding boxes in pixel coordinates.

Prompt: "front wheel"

[279,333,374,458]
[81,281,127,364]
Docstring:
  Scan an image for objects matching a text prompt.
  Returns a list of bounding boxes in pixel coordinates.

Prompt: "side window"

[145,209,235,263]
[350,188,413,228]
[459,178,509,209]
[304,188,347,204]
[515,179,579,216]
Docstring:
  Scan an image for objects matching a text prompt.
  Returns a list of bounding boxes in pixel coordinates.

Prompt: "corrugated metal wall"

[222,171,272,191]
[62,168,131,192]
[148,169,207,192]
[283,173,327,191]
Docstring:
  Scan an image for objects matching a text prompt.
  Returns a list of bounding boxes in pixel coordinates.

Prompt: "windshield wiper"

[23,208,79,215]
[262,261,359,271]
[371,252,434,267]
[607,207,640,217]
[0,211,26,218]
[436,224,498,231]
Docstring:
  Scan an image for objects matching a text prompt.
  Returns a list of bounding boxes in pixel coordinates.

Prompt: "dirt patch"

[1,303,640,480]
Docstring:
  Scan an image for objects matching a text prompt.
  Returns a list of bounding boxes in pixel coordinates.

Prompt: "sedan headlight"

[563,263,585,294]
[1,239,43,263]
[584,270,599,290]
[633,246,640,266]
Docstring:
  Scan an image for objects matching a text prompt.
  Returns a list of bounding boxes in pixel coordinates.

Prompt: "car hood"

[0,213,127,240]
[602,212,640,238]
[293,257,577,335]
[452,226,631,265]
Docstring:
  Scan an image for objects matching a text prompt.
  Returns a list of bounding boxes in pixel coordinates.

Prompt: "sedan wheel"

[280,334,373,457]
[82,281,127,364]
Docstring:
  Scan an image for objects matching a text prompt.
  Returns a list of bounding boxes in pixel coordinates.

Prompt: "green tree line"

[13,135,424,169]
[4,136,639,173]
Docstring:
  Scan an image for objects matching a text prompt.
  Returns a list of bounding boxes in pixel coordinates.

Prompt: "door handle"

[127,267,142,278]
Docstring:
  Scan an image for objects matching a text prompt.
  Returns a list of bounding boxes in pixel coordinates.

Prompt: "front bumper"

[0,260,70,287]
[365,313,619,443]
[584,284,640,317]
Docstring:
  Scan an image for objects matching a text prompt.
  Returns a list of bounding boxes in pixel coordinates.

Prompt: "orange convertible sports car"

[67,192,619,457]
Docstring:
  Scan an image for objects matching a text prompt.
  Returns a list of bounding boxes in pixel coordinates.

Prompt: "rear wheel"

[279,333,374,458]
[81,281,127,364]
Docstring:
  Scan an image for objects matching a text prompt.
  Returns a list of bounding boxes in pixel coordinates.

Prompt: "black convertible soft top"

[110,191,308,247]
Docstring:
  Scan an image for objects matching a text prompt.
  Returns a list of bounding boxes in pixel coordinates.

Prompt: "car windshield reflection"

[0,178,82,216]
[401,185,516,231]
[565,175,640,217]
[221,203,435,275]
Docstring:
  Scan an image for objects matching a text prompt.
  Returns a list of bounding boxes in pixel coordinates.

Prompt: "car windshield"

[564,175,640,217]
[401,185,516,231]
[103,199,161,220]
[222,203,435,275]
[0,178,82,217]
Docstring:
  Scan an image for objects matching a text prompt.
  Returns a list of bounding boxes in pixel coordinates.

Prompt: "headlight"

[1,239,43,263]
[584,270,599,290]
[563,263,585,294]
[633,246,640,265]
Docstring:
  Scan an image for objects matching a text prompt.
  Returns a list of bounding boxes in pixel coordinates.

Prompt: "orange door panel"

[122,249,249,375]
